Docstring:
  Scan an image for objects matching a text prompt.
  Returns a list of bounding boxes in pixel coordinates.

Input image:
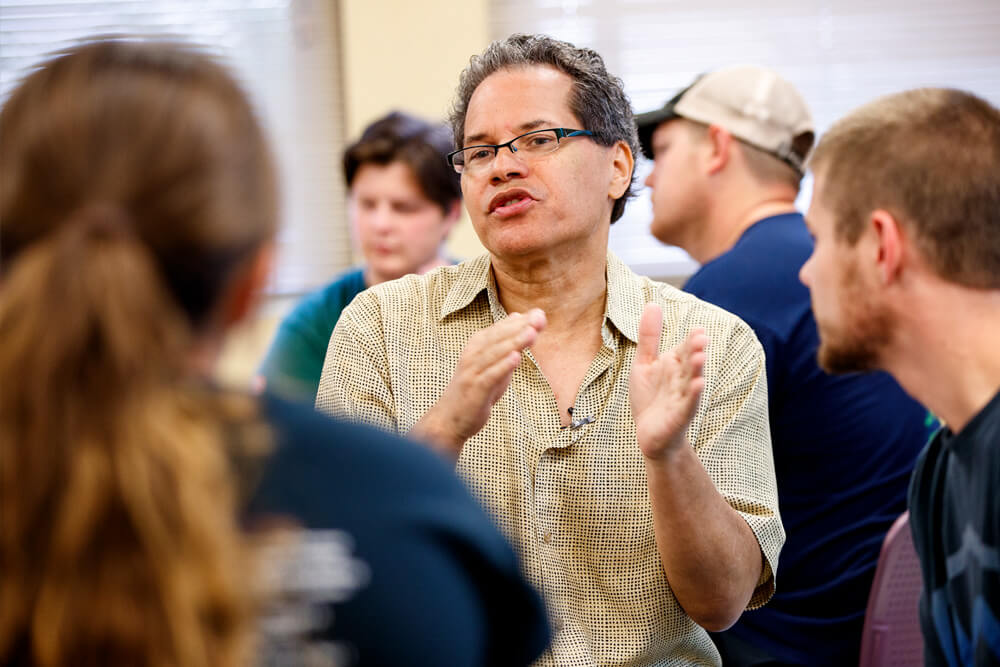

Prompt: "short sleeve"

[690,319,784,609]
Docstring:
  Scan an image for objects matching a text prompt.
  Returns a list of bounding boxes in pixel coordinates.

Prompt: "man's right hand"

[411,308,546,456]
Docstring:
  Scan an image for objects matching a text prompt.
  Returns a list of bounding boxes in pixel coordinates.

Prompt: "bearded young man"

[802,88,1000,667]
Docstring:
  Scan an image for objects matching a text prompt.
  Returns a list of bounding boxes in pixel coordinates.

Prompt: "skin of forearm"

[644,442,763,632]
[409,409,465,458]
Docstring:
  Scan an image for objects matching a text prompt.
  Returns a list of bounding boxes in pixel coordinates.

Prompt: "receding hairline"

[460,64,580,145]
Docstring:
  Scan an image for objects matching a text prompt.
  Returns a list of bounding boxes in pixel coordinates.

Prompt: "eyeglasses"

[447,128,594,174]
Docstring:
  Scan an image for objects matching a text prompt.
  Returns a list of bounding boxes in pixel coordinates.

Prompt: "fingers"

[481,308,546,349]
[681,327,707,377]
[636,303,663,365]
[474,348,523,396]
[431,309,546,447]
[452,307,546,404]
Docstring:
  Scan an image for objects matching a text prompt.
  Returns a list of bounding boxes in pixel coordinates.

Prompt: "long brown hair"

[0,40,277,666]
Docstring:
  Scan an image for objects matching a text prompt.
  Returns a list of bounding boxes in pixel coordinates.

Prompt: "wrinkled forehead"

[463,65,580,145]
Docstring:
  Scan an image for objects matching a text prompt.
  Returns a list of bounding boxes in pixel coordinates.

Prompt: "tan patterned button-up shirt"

[316,252,783,666]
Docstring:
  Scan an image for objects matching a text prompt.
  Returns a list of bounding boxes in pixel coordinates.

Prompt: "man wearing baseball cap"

[636,66,936,666]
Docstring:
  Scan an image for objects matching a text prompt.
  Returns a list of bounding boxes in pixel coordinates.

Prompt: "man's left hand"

[629,303,707,460]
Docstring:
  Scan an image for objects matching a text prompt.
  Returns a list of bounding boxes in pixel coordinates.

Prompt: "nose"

[644,166,655,188]
[368,203,395,233]
[489,145,528,184]
[799,254,813,286]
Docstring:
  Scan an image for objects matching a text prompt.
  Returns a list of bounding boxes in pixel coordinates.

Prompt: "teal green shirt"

[260,267,367,403]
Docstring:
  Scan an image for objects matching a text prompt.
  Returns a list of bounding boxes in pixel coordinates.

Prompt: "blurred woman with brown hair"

[0,39,548,667]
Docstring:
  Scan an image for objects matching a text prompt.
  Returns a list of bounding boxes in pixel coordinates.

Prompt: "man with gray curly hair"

[317,34,783,666]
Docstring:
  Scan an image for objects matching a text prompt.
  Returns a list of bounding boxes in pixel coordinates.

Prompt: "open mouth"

[489,189,536,216]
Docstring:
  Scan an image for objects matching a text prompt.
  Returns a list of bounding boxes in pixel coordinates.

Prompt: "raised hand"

[629,303,707,460]
[412,308,546,455]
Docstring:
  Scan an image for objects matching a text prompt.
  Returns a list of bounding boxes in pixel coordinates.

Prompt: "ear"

[221,242,276,329]
[870,209,904,285]
[705,124,733,175]
[607,140,635,200]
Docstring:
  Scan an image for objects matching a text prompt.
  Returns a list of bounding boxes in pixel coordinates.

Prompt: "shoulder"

[256,394,466,503]
[908,429,945,513]
[684,215,813,334]
[249,395,550,665]
[281,267,366,329]
[251,395,526,574]
[606,252,764,368]
[606,252,753,343]
[317,267,368,314]
[340,255,490,329]
[651,277,763,355]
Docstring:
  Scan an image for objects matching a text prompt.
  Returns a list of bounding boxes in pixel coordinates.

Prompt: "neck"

[690,197,798,265]
[880,282,1000,432]
[490,241,608,333]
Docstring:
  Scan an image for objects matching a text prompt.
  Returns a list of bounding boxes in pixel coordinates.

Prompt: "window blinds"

[492,0,1000,280]
[0,0,351,294]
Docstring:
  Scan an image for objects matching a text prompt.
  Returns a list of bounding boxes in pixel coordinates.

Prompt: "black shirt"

[909,388,1000,666]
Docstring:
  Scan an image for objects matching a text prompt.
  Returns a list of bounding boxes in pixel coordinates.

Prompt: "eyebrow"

[464,119,553,146]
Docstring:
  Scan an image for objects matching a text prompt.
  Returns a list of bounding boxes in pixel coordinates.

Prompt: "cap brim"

[635,106,681,159]
[635,78,704,159]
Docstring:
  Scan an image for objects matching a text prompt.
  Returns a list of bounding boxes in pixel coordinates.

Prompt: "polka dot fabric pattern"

[316,252,784,666]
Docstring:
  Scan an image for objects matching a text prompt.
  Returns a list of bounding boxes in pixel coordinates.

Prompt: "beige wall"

[339,0,489,262]
[216,0,491,388]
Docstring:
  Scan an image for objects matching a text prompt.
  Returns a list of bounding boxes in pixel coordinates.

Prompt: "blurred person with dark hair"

[802,88,1000,666]
[0,39,548,667]
[260,111,462,403]
[318,34,783,666]
[636,66,935,666]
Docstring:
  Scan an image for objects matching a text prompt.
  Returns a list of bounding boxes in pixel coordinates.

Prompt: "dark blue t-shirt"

[245,394,550,666]
[686,213,935,666]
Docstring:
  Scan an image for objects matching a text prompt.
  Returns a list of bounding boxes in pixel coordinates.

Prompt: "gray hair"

[450,34,639,223]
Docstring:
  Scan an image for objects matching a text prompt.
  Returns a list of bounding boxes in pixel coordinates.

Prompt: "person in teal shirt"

[260,111,462,402]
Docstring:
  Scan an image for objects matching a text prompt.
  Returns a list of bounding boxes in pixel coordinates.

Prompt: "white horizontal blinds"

[0,0,351,295]
[492,0,1000,280]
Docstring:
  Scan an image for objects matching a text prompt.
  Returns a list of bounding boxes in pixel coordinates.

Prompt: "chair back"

[858,511,924,667]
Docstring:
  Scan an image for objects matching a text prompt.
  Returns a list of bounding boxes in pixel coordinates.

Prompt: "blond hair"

[0,40,277,666]
[809,88,1000,288]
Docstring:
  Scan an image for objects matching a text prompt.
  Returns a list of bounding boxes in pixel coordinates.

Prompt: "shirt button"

[542,531,552,543]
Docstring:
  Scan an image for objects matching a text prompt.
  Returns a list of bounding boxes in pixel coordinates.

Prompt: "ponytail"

[0,205,254,667]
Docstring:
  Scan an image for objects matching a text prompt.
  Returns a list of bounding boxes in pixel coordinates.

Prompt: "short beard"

[815,260,893,374]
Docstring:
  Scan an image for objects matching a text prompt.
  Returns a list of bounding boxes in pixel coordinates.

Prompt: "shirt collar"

[439,253,492,320]
[438,250,644,345]
[603,251,643,345]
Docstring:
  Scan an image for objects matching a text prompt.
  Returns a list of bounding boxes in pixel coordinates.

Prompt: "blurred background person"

[259,110,461,403]
[637,66,936,667]
[0,39,548,667]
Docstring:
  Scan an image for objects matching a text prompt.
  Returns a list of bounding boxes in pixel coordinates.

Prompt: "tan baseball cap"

[635,65,815,174]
